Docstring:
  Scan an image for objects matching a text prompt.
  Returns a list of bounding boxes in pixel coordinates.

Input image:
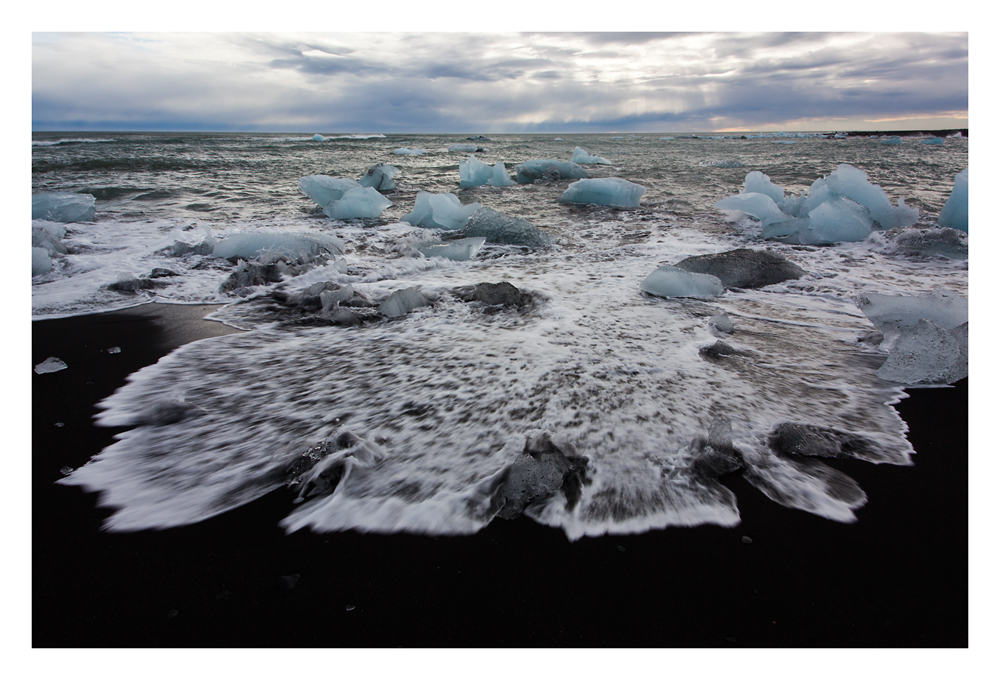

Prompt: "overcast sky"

[31,31,968,133]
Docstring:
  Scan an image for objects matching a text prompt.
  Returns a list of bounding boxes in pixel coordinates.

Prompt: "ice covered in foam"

[298,175,362,207]
[32,192,96,222]
[559,178,646,209]
[212,232,344,262]
[323,186,392,220]
[515,160,589,183]
[856,290,967,350]
[358,163,400,192]
[571,147,611,165]
[417,237,486,261]
[640,265,724,298]
[937,169,968,232]
[714,165,918,244]
[401,191,481,230]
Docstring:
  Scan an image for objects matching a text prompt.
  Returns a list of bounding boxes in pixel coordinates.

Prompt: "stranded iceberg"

[298,175,392,219]
[559,178,646,209]
[32,192,96,222]
[714,165,919,244]
[402,191,482,230]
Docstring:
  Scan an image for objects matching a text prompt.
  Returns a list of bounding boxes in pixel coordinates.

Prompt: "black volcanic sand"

[32,303,967,647]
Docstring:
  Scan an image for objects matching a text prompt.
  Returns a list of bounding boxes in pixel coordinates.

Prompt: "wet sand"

[31,303,968,647]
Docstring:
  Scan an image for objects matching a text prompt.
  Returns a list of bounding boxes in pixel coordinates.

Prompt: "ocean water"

[34,131,968,539]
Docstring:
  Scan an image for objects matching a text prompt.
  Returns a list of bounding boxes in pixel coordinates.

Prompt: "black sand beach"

[32,303,968,648]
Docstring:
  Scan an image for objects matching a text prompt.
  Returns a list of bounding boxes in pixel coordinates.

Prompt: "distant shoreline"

[31,129,969,138]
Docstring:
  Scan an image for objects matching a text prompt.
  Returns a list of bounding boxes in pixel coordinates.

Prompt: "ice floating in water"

[312,134,325,141]
[32,192,96,222]
[461,207,552,247]
[857,290,968,384]
[571,147,611,165]
[213,232,344,263]
[32,247,53,276]
[401,191,481,230]
[298,175,362,208]
[515,159,589,183]
[885,228,967,259]
[32,224,68,256]
[640,265,724,298]
[358,163,400,192]
[378,287,428,318]
[417,237,486,261]
[937,169,968,232]
[449,144,483,153]
[394,148,427,155]
[487,162,515,187]
[323,186,392,220]
[921,137,945,145]
[459,155,494,188]
[559,178,646,209]
[715,165,918,244]
[34,357,68,374]
[879,136,903,145]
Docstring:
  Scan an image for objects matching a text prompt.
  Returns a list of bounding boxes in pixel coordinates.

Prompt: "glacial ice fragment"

[323,186,392,219]
[559,178,646,209]
[32,192,96,222]
[742,171,785,204]
[401,191,481,230]
[799,197,874,244]
[449,144,483,153]
[34,357,68,374]
[458,155,494,187]
[358,163,400,192]
[417,237,486,261]
[709,313,734,334]
[378,287,428,318]
[938,169,968,232]
[312,134,325,141]
[493,433,589,519]
[515,159,589,183]
[298,176,362,207]
[32,247,52,276]
[640,265,724,298]
[393,148,426,155]
[213,232,344,262]
[674,248,804,289]
[462,207,552,247]
[856,290,967,351]
[875,319,968,385]
[571,147,611,165]
[32,225,68,256]
[921,137,945,145]
[487,162,515,187]
[823,164,918,230]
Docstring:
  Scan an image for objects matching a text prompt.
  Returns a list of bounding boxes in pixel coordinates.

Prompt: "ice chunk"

[297,175,363,207]
[876,319,968,385]
[673,248,805,289]
[938,169,968,232]
[515,159,589,183]
[640,265,724,298]
[213,232,344,262]
[449,144,483,153]
[32,225,68,256]
[486,162,515,187]
[32,247,52,276]
[323,186,392,219]
[394,147,426,155]
[417,237,486,261]
[462,207,552,247]
[571,147,611,165]
[921,137,945,145]
[713,192,787,225]
[458,155,494,187]
[401,191,481,230]
[709,313,734,334]
[742,171,785,204]
[798,197,874,244]
[823,164,918,229]
[888,227,967,259]
[358,163,400,192]
[34,357,68,374]
[879,136,903,145]
[856,290,967,351]
[32,192,96,222]
[312,134,325,141]
[378,287,428,318]
[559,177,646,208]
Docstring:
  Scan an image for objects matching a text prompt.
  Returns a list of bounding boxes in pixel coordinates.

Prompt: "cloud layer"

[32,32,968,132]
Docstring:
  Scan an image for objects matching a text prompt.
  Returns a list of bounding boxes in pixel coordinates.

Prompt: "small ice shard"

[921,137,945,145]
[32,247,53,276]
[312,134,325,141]
[393,147,426,155]
[938,169,968,232]
[213,232,344,262]
[32,192,96,222]
[378,287,428,318]
[486,162,515,187]
[461,207,552,247]
[458,155,494,187]
[34,357,68,374]
[449,144,483,153]
[417,237,486,261]
[571,147,611,165]
[709,313,734,334]
[673,249,805,289]
[640,265,724,298]
[401,191,481,230]
[323,186,392,219]
[107,346,122,354]
[514,159,589,183]
[559,178,646,208]
[691,416,744,478]
[297,175,363,208]
[876,319,968,385]
[358,163,400,192]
